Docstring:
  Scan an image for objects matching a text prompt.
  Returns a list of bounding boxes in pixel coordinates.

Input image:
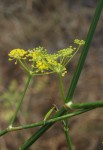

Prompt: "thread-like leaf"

[43,107,55,122]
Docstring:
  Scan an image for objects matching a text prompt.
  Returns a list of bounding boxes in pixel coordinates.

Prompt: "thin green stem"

[9,75,32,126]
[32,71,55,76]
[64,119,73,150]
[64,45,80,66]
[0,129,8,136]
[58,73,65,101]
[19,108,93,149]
[57,73,73,149]
[1,101,103,137]
[18,59,30,74]
[60,45,80,66]
[11,108,93,131]
[65,101,103,109]
[65,0,103,103]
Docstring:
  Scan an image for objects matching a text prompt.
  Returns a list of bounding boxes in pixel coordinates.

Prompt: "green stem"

[57,67,73,149]
[58,73,73,149]
[65,0,103,103]
[66,101,103,109]
[19,0,103,149]
[64,119,73,150]
[1,108,91,135]
[64,45,80,66]
[9,75,32,126]
[0,129,8,136]
[19,108,93,149]
[58,73,65,101]
[19,59,30,74]
[10,108,93,131]
[2,101,103,137]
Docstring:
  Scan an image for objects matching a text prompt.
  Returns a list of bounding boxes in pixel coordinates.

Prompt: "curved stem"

[9,75,32,126]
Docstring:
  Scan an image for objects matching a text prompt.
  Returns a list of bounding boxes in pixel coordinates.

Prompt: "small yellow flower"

[62,70,67,76]
[74,39,85,45]
[36,61,49,73]
[27,47,47,61]
[8,49,27,60]
[8,39,85,76]
[58,47,74,57]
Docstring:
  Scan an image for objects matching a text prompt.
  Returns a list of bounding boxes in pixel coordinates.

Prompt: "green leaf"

[43,107,55,122]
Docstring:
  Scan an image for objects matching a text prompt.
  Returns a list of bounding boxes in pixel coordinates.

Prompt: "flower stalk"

[9,75,32,127]
[58,73,65,101]
[57,73,73,149]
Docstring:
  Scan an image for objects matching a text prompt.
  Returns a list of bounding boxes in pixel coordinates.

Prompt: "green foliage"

[0,80,20,106]
[43,106,55,123]
[0,80,20,122]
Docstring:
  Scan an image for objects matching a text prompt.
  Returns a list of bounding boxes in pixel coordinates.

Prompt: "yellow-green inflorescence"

[8,39,85,76]
[8,49,27,64]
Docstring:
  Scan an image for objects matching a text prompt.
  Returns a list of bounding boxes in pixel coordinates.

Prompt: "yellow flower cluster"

[8,39,85,76]
[74,39,85,45]
[58,46,74,57]
[36,61,49,73]
[8,49,27,63]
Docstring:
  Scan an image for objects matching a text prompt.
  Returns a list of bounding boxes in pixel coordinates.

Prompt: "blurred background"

[0,0,103,149]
